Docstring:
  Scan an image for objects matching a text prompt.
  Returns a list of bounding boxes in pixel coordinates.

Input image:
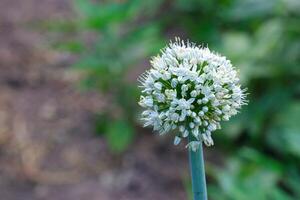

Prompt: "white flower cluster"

[138,38,247,151]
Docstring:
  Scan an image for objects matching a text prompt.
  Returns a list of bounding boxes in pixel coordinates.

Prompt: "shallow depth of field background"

[0,0,299,199]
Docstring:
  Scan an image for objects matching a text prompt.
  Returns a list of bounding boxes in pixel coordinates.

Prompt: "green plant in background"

[176,0,300,199]
[209,148,293,200]
[51,0,300,198]
[51,0,164,153]
[73,0,166,153]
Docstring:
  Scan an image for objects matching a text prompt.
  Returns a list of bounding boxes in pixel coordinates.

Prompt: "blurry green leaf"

[219,113,245,140]
[284,167,300,198]
[208,185,227,200]
[73,0,155,29]
[119,23,163,67]
[239,148,283,174]
[245,86,291,138]
[106,120,134,153]
[267,102,300,158]
[74,0,129,29]
[53,41,83,53]
[182,175,193,200]
[211,148,290,200]
[283,0,300,14]
[271,189,294,200]
[220,32,254,82]
[193,21,220,45]
[41,20,78,33]
[226,0,280,20]
[73,56,108,70]
[116,85,140,121]
[221,32,252,59]
[94,113,111,135]
[253,19,283,59]
[174,0,208,11]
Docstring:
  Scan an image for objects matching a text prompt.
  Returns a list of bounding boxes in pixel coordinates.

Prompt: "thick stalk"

[188,135,208,200]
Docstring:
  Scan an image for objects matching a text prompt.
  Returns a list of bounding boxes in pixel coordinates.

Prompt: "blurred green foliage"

[52,0,300,199]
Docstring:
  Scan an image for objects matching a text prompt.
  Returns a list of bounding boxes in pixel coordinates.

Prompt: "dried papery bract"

[138,38,247,150]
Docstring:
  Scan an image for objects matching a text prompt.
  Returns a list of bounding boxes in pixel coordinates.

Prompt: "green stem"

[188,135,208,200]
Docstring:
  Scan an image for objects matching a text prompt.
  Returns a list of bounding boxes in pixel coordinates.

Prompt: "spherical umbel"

[138,38,247,151]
